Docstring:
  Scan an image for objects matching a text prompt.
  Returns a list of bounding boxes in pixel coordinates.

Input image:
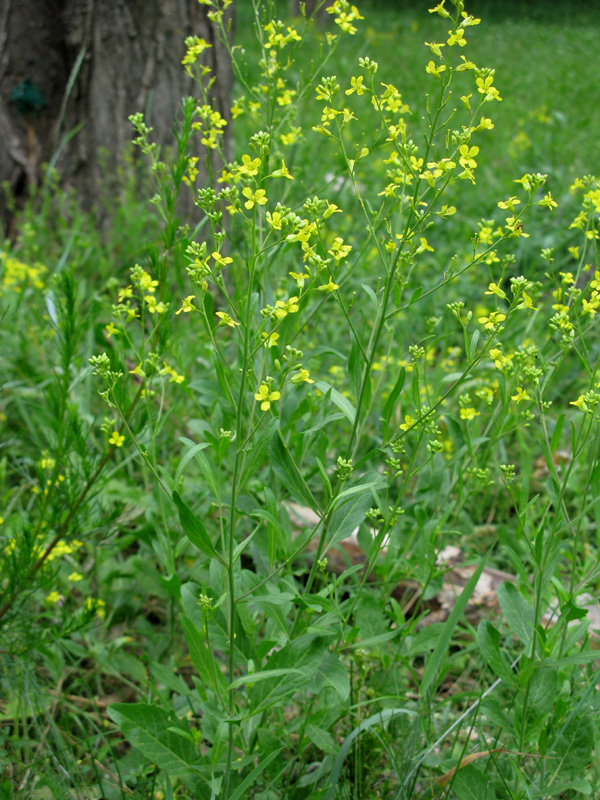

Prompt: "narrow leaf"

[421,551,490,696]
[173,491,222,563]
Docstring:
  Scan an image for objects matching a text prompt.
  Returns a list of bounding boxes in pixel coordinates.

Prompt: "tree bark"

[0,0,232,224]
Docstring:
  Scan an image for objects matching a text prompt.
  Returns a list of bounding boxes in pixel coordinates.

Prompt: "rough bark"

[0,0,232,224]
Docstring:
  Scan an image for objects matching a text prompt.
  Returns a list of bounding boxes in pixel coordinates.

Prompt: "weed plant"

[2,0,600,798]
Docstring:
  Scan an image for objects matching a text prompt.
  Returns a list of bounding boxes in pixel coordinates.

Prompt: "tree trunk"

[0,0,233,225]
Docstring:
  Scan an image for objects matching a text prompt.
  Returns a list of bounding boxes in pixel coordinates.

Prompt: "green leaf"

[250,634,330,714]
[326,478,379,550]
[174,440,210,488]
[324,708,415,800]
[551,715,594,779]
[107,703,194,777]
[528,666,557,716]
[314,380,356,423]
[227,749,283,800]
[306,723,337,754]
[452,764,491,800]
[180,613,227,695]
[228,667,305,690]
[173,491,223,563]
[477,620,517,686]
[269,432,318,511]
[313,652,350,701]
[550,413,565,452]
[497,581,534,646]
[381,367,405,441]
[421,552,490,696]
[239,417,279,491]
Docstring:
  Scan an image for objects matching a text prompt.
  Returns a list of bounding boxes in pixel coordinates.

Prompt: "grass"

[2,1,600,798]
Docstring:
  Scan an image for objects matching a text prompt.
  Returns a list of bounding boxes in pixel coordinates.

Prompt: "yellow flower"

[238,154,261,176]
[539,192,558,211]
[516,292,537,310]
[289,271,310,288]
[271,159,294,180]
[261,331,280,348]
[291,369,314,384]
[118,285,133,302]
[511,387,530,403]
[447,28,467,47]
[105,323,120,337]
[485,282,507,300]
[45,591,62,605]
[275,297,300,318]
[345,75,365,95]
[145,295,168,314]
[68,572,83,582]
[176,295,196,315]
[266,211,283,230]
[416,237,435,254]
[254,384,281,411]
[109,431,125,448]
[400,414,416,431]
[570,395,588,412]
[212,252,233,269]
[242,187,267,209]
[216,311,240,328]
[318,276,339,293]
[460,407,479,420]
[323,200,342,219]
[137,271,159,294]
[478,311,506,330]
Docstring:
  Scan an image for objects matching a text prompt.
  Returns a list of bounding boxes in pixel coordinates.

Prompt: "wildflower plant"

[4,0,600,797]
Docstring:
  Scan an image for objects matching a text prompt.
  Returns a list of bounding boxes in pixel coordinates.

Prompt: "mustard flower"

[447,28,466,47]
[68,572,83,582]
[261,332,280,347]
[323,200,342,219]
[45,591,62,605]
[425,61,446,79]
[400,414,416,431]
[145,295,168,314]
[109,431,125,448]
[118,285,133,302]
[539,192,558,210]
[216,311,240,328]
[275,297,300,318]
[460,407,479,420]
[570,395,588,412]
[429,2,449,18]
[266,211,283,230]
[459,144,479,170]
[485,282,507,300]
[511,387,530,403]
[345,75,365,95]
[318,276,339,293]
[425,41,446,56]
[212,252,233,269]
[105,323,120,337]
[516,292,537,310]
[176,295,196,314]
[291,369,315,384]
[238,154,261,176]
[136,271,159,294]
[416,237,434,254]
[478,311,506,330]
[255,384,281,411]
[290,271,310,288]
[242,187,267,209]
[271,159,294,180]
